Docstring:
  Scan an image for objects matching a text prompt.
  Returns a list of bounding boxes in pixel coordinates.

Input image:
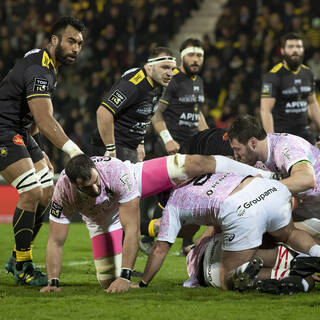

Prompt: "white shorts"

[84,213,122,239]
[219,178,292,251]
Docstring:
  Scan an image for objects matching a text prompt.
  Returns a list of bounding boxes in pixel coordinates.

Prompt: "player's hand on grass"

[40,286,62,293]
[129,282,139,288]
[105,277,130,293]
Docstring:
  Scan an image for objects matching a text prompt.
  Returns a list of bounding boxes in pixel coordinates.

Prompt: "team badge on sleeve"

[33,78,49,92]
[50,201,63,218]
[262,83,272,96]
[108,90,126,106]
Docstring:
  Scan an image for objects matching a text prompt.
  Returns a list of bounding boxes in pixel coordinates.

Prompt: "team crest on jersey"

[108,90,126,106]
[0,146,8,157]
[50,201,63,218]
[13,134,25,146]
[262,83,272,95]
[33,78,49,92]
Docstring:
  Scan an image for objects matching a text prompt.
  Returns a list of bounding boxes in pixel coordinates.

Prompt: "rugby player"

[1,16,85,286]
[260,32,320,145]
[138,172,320,291]
[227,114,320,238]
[90,47,176,162]
[39,153,274,293]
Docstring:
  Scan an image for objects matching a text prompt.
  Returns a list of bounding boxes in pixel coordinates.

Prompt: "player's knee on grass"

[95,254,122,288]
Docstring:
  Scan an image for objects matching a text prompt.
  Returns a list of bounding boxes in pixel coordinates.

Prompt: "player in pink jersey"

[40,153,274,293]
[139,173,320,291]
[227,114,320,237]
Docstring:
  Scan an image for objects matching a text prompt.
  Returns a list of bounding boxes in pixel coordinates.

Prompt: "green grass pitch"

[0,223,320,320]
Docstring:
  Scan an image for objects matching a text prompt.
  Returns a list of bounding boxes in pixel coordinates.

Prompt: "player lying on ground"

[40,153,274,293]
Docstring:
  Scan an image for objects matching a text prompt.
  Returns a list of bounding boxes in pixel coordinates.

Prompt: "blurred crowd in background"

[1,0,320,171]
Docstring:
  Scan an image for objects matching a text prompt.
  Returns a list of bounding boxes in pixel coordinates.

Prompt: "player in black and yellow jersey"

[0,16,85,286]
[260,32,320,145]
[152,38,208,156]
[90,47,176,163]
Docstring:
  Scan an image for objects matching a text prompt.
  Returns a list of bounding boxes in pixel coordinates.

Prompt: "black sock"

[32,204,48,241]
[13,208,34,269]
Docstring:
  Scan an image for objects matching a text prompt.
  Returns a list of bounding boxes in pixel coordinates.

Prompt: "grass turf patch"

[0,223,319,320]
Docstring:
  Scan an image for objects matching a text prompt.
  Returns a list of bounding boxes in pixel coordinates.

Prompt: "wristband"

[105,144,116,152]
[32,132,44,151]
[159,130,173,144]
[139,280,148,288]
[120,268,132,281]
[61,140,83,158]
[48,278,60,287]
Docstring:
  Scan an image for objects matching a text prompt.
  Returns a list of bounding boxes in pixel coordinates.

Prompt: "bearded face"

[282,39,304,71]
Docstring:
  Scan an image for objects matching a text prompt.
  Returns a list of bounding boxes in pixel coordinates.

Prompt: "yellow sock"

[16,249,32,262]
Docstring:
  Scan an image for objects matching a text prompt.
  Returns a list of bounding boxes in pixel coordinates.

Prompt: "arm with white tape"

[152,100,180,155]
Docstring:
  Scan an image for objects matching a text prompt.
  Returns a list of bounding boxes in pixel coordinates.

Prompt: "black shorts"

[0,129,43,171]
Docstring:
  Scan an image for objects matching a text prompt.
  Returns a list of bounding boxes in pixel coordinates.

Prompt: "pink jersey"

[158,173,244,240]
[50,156,139,225]
[265,133,320,203]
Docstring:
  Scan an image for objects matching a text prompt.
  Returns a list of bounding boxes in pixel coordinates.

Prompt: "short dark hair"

[280,32,303,48]
[179,38,204,52]
[149,47,173,59]
[50,16,85,40]
[65,154,96,184]
[227,115,267,144]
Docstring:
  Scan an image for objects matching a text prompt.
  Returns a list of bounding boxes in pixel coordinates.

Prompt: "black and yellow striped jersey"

[0,49,57,130]
[91,67,162,149]
[261,62,315,135]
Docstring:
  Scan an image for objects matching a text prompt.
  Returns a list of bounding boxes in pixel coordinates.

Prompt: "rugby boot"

[290,256,320,277]
[233,257,264,292]
[256,276,305,295]
[14,262,48,286]
[5,255,16,274]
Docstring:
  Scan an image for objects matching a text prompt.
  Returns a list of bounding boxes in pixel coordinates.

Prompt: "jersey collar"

[43,49,57,74]
[283,61,301,75]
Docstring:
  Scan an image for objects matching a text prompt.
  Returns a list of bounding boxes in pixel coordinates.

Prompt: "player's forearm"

[121,229,139,270]
[198,111,208,131]
[281,174,316,194]
[260,109,274,133]
[37,115,69,149]
[97,107,115,146]
[45,239,63,280]
[142,241,170,283]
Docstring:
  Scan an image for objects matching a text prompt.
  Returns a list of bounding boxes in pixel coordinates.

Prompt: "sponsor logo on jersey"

[294,79,302,85]
[282,87,298,95]
[120,174,132,192]
[300,86,311,93]
[33,78,49,92]
[193,85,200,92]
[285,100,307,113]
[0,146,8,157]
[108,90,126,106]
[13,134,25,146]
[136,104,153,115]
[206,173,230,196]
[241,187,277,209]
[223,233,235,243]
[50,201,63,218]
[236,205,246,216]
[282,145,291,161]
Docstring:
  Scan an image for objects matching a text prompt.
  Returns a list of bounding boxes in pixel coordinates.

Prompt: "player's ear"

[248,137,257,149]
[51,35,59,46]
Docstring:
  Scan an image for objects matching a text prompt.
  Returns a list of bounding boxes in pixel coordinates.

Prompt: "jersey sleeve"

[274,138,311,173]
[24,65,55,100]
[261,72,279,98]
[49,174,72,224]
[100,80,138,116]
[159,77,177,105]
